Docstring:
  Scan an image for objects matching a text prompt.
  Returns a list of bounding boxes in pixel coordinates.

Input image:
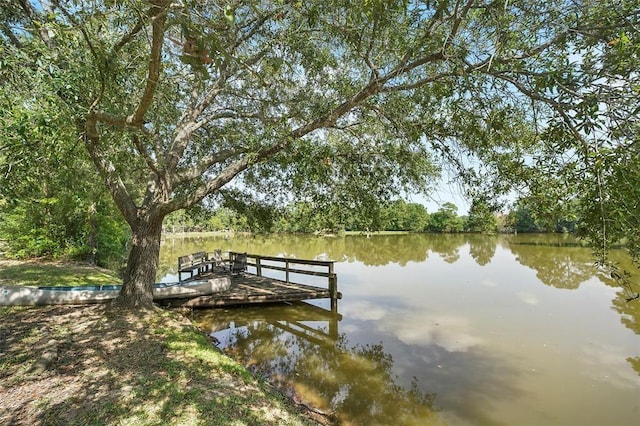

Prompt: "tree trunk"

[86,202,97,265]
[112,214,163,309]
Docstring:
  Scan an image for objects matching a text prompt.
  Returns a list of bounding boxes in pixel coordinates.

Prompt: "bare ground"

[0,303,323,425]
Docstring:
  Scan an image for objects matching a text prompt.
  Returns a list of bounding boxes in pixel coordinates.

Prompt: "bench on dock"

[178,251,214,281]
[230,252,247,276]
[208,249,231,272]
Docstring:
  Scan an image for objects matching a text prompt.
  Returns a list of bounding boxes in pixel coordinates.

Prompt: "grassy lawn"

[0,260,120,287]
[0,260,322,425]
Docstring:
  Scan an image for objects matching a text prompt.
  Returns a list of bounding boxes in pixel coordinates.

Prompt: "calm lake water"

[158,234,640,425]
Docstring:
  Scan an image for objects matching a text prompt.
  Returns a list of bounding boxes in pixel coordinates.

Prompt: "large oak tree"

[1,0,637,307]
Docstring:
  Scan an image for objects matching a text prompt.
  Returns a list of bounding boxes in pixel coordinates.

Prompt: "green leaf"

[224,5,234,27]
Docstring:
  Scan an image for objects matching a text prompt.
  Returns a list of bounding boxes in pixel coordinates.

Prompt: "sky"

[409,180,471,216]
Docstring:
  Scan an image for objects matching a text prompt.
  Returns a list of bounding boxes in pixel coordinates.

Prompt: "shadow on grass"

[0,305,313,425]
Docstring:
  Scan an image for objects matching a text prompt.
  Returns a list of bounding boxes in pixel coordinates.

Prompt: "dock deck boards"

[162,272,339,308]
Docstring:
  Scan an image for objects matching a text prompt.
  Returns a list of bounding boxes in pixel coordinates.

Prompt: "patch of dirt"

[0,304,320,425]
[0,259,24,267]
[1,305,159,424]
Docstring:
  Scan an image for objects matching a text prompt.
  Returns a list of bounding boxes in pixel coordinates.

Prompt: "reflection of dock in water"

[196,301,341,345]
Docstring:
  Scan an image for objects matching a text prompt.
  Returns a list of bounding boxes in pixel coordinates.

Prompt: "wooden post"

[285,260,290,283]
[329,311,338,340]
[256,256,262,277]
[328,262,338,313]
[329,275,338,313]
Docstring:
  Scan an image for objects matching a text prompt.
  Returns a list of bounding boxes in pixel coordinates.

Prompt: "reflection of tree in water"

[224,322,441,425]
[508,240,640,378]
[324,234,463,267]
[606,254,640,377]
[612,291,640,338]
[160,233,469,269]
[506,236,595,289]
[427,234,465,264]
[343,235,429,266]
[628,357,640,377]
[467,235,497,266]
[613,295,640,377]
[155,262,175,281]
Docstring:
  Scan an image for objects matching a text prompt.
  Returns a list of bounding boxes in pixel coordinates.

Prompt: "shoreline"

[0,259,327,425]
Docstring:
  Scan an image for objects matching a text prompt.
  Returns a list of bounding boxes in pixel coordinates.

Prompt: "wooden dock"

[162,252,341,310]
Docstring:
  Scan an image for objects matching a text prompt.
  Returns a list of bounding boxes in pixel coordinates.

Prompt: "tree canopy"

[0,0,638,306]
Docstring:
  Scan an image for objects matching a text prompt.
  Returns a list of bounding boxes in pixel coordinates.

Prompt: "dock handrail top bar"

[253,264,334,278]
[228,252,334,267]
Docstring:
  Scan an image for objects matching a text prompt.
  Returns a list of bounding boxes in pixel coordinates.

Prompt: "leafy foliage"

[466,198,498,233]
[0,72,129,266]
[427,202,464,233]
[494,1,640,267]
[1,0,638,303]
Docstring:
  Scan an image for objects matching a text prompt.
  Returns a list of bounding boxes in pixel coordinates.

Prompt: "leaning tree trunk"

[113,214,164,309]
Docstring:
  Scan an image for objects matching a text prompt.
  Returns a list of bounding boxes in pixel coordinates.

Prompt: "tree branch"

[164,154,252,213]
[52,0,106,110]
[441,0,475,55]
[380,71,458,93]
[132,134,162,180]
[1,23,22,48]
[84,116,138,223]
[17,0,55,49]
[164,35,269,173]
[172,147,248,186]
[490,71,590,154]
[112,5,154,53]
[233,11,275,50]
[127,1,170,126]
[164,76,385,211]
[88,111,130,128]
[466,30,571,73]
[383,51,447,83]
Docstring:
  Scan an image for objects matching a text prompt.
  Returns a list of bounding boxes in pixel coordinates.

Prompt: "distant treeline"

[0,192,578,266]
[164,199,578,235]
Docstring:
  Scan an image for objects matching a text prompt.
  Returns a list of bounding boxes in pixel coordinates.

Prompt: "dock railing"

[228,251,340,311]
